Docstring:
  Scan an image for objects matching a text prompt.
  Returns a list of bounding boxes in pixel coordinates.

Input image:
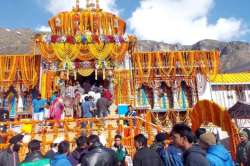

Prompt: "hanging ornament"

[103,68,106,80]
[75,34,82,43]
[67,70,69,80]
[95,63,98,80]
[74,70,77,80]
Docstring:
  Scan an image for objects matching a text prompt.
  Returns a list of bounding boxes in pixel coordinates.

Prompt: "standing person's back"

[0,134,23,166]
[51,141,72,166]
[133,134,163,166]
[199,132,234,166]
[96,95,112,117]
[206,144,234,166]
[81,135,117,166]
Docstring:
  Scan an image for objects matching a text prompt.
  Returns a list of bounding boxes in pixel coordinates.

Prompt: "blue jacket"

[51,154,72,166]
[206,144,234,166]
[159,144,183,166]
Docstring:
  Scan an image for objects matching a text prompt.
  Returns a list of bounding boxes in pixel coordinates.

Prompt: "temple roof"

[210,72,250,84]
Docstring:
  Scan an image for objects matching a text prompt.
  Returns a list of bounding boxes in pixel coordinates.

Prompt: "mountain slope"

[0,28,250,73]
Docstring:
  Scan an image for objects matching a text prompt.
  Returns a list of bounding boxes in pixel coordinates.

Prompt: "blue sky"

[0,0,249,44]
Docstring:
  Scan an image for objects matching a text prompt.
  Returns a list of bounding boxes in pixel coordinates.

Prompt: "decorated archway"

[190,100,239,159]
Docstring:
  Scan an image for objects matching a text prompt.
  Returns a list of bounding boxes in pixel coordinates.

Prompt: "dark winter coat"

[183,144,209,166]
[0,148,19,166]
[68,148,88,166]
[133,147,163,166]
[236,141,250,166]
[81,142,117,166]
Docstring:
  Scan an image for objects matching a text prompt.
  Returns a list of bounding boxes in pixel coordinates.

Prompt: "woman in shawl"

[49,94,64,127]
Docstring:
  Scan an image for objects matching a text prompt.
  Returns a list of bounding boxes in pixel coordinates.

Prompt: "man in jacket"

[51,141,72,166]
[23,139,44,162]
[81,134,117,166]
[0,134,23,166]
[112,134,128,166]
[21,139,50,166]
[133,134,163,166]
[199,132,234,166]
[171,123,209,166]
[68,135,88,166]
[236,131,250,166]
[96,93,112,118]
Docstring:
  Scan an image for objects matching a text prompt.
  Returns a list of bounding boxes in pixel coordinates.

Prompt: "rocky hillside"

[1,28,250,73]
[137,39,250,73]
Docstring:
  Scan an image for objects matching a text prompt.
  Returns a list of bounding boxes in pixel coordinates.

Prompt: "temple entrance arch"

[190,100,239,159]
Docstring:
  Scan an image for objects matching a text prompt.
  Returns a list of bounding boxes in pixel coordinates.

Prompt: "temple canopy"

[35,0,136,67]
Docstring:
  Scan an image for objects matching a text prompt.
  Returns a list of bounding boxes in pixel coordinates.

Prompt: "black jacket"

[0,148,19,166]
[23,151,44,163]
[81,142,117,166]
[68,148,88,166]
[183,144,209,166]
[133,147,163,166]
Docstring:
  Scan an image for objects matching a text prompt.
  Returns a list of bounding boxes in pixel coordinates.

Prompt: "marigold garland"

[0,55,39,88]
[78,68,94,77]
[49,10,126,36]
[132,51,220,85]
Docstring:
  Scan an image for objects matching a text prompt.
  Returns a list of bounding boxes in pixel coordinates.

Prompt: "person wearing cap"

[236,131,250,166]
[0,134,24,166]
[199,132,234,166]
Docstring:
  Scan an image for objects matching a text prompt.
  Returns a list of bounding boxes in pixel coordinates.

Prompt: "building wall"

[199,82,250,109]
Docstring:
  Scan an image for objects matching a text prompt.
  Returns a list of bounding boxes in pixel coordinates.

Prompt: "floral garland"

[0,55,38,88]
[48,10,126,36]
[41,34,126,45]
[78,68,94,77]
[52,43,80,62]
[88,43,115,60]
[133,50,220,82]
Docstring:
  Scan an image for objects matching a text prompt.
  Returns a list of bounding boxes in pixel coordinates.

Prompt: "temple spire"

[76,0,80,10]
[96,0,99,9]
[86,0,100,9]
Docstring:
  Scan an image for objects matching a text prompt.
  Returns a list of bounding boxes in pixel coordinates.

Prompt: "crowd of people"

[0,81,113,122]
[1,123,249,166]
